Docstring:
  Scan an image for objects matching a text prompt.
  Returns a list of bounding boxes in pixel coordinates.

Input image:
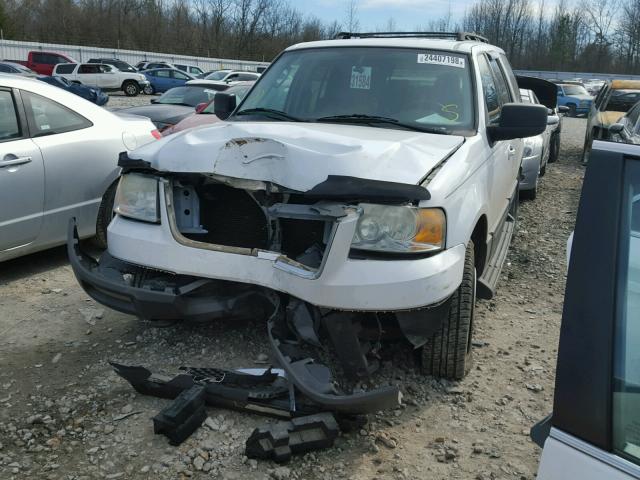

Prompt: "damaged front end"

[67,146,458,414]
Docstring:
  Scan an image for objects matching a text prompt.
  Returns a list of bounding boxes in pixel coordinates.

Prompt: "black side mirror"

[214,93,237,120]
[558,105,570,114]
[487,103,548,142]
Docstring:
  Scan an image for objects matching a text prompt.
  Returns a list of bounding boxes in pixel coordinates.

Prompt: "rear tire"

[94,182,117,249]
[123,81,140,97]
[421,241,475,380]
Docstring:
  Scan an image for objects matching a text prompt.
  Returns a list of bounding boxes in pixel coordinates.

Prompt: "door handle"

[0,155,32,168]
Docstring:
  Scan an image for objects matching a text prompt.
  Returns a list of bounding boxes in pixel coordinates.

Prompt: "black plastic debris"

[153,385,206,445]
[245,413,340,462]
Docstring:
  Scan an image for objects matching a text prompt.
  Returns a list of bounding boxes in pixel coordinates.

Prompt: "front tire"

[94,183,117,249]
[520,186,537,201]
[123,81,140,97]
[548,132,560,163]
[421,241,476,380]
[143,84,154,95]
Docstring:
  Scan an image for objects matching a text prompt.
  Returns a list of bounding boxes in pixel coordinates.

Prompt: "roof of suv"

[286,37,502,54]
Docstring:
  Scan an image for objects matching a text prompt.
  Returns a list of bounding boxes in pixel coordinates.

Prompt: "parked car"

[9,51,76,76]
[532,139,640,479]
[518,87,560,200]
[174,64,205,76]
[555,81,593,117]
[582,79,640,163]
[113,84,219,131]
[68,31,547,401]
[185,79,233,91]
[53,63,150,96]
[143,68,195,94]
[203,69,261,83]
[0,75,159,262]
[88,58,138,73]
[0,61,37,77]
[37,75,109,106]
[162,81,255,136]
[137,61,176,71]
[583,78,605,95]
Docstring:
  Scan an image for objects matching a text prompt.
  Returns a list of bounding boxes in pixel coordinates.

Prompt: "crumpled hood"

[131,121,465,191]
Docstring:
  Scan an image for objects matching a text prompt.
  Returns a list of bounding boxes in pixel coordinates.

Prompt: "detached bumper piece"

[245,413,339,463]
[153,385,206,445]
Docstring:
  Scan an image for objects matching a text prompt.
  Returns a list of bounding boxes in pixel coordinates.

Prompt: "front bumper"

[138,80,151,88]
[68,219,271,321]
[104,184,465,312]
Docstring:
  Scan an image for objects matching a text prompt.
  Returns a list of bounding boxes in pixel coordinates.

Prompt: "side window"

[78,65,99,74]
[54,56,68,65]
[477,54,501,123]
[55,64,76,74]
[488,57,512,105]
[238,73,256,81]
[613,158,640,466]
[156,70,171,78]
[0,90,22,141]
[226,74,239,81]
[173,71,189,80]
[497,53,519,100]
[0,65,10,73]
[22,91,92,136]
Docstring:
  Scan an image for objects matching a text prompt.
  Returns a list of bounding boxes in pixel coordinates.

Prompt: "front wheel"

[143,84,154,95]
[421,241,476,380]
[94,183,117,249]
[123,81,140,97]
[548,132,560,163]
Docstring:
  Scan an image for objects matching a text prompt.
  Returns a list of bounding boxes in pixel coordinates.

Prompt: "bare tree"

[345,0,359,32]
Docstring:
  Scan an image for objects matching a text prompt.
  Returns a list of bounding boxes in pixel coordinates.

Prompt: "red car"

[9,51,76,76]
[162,82,254,136]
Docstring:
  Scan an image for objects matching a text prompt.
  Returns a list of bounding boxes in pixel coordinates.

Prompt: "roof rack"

[334,31,489,43]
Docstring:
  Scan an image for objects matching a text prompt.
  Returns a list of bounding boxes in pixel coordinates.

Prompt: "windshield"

[562,85,589,96]
[203,85,252,114]
[205,70,230,81]
[156,86,218,107]
[234,47,474,133]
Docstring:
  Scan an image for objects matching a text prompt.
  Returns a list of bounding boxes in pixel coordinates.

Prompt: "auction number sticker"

[350,66,372,89]
[417,53,466,68]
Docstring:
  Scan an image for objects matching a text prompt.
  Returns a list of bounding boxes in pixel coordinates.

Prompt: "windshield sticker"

[417,53,466,69]
[350,66,372,90]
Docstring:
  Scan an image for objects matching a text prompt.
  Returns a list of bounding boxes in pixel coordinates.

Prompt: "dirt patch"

[0,118,587,479]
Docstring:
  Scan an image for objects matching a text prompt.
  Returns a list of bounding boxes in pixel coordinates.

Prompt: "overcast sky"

[296,0,563,30]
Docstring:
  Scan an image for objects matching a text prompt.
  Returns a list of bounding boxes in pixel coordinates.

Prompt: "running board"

[477,213,515,300]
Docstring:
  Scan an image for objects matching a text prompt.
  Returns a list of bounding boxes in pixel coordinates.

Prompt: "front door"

[0,88,45,251]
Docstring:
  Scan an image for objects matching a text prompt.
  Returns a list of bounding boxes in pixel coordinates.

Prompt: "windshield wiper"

[315,114,448,134]
[235,108,302,122]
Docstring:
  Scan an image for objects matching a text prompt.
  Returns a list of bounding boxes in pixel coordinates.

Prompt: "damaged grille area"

[171,178,334,271]
[178,183,269,250]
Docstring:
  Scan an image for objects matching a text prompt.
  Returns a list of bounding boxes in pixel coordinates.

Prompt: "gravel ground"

[0,110,587,480]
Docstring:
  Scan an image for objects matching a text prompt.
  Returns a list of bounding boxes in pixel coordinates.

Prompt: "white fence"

[0,39,269,72]
[515,69,640,81]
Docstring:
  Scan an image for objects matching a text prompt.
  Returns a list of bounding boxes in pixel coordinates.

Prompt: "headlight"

[351,204,445,254]
[113,174,159,223]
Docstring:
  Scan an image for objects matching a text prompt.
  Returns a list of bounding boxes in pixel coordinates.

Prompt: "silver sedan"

[0,74,159,262]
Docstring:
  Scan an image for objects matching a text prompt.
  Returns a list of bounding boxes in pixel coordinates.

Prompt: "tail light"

[151,129,162,140]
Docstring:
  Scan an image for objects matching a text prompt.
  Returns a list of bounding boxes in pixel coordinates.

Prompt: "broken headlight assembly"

[113,173,160,223]
[351,204,445,254]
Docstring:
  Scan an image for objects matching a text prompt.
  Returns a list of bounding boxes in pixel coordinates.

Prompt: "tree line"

[0,0,639,74]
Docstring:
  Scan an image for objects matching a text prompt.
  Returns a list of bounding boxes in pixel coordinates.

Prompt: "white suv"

[69,32,546,385]
[53,63,150,96]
